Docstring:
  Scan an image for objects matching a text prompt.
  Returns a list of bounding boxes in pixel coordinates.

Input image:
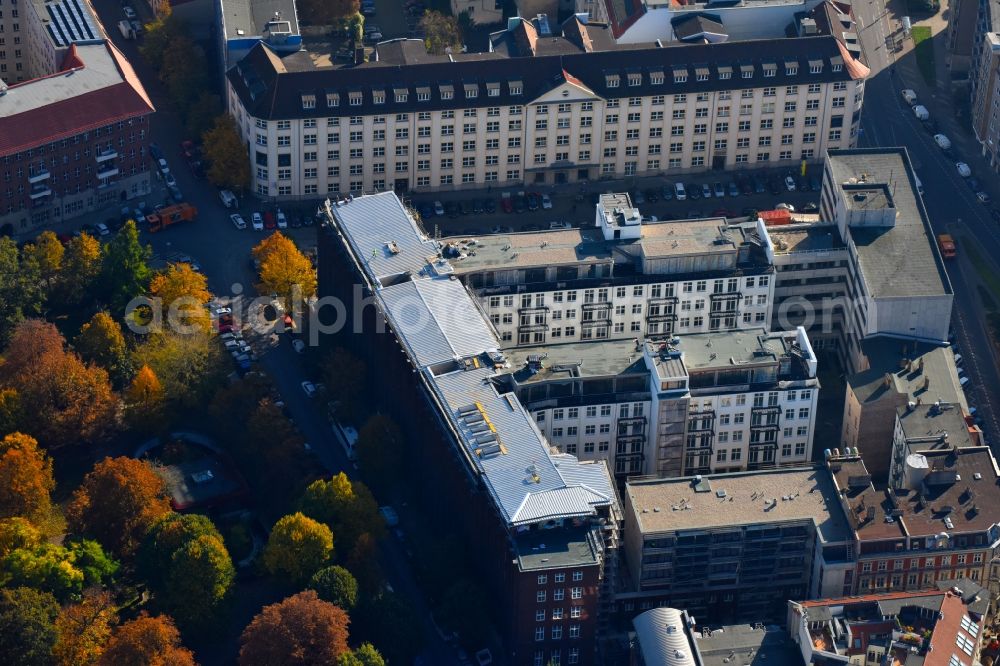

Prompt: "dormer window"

[464,83,478,99]
[301,93,316,109]
[416,86,431,101]
[695,67,709,81]
[628,73,642,87]
[509,80,523,95]
[605,73,620,88]
[718,66,732,80]
[763,64,776,78]
[673,68,688,83]
[809,60,824,74]
[786,61,799,75]
[487,82,500,97]
[740,65,754,79]
[441,84,454,100]
[326,92,340,107]
[395,88,408,103]
[349,92,362,106]
[372,90,385,104]
[650,70,664,85]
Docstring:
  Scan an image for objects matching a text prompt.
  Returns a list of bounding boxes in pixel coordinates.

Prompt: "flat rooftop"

[30,0,102,48]
[768,224,846,255]
[848,339,966,409]
[639,218,743,260]
[220,0,299,42]
[696,625,805,666]
[626,466,851,543]
[673,327,775,370]
[897,402,979,450]
[503,338,648,385]
[514,525,600,571]
[827,149,951,300]
[439,228,612,275]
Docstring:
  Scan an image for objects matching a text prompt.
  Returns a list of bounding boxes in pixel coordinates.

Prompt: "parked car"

[901,88,917,105]
[541,193,553,209]
[251,212,264,231]
[484,198,496,213]
[500,195,513,214]
[768,176,782,196]
[219,190,238,208]
[977,191,992,204]
[123,5,136,19]
[418,203,435,219]
[802,202,819,213]
[956,162,972,178]
[632,190,646,204]
[701,183,712,199]
[95,222,110,236]
[784,175,797,191]
[514,194,527,213]
[168,185,183,202]
[230,213,247,229]
[149,143,164,161]
[263,211,276,229]
[934,134,952,150]
[472,199,484,214]
[549,221,572,230]
[673,182,687,200]
[727,181,740,197]
[644,188,659,203]
[661,183,674,201]
[433,200,445,216]
[713,182,726,198]
[276,210,288,228]
[445,201,459,217]
[687,183,701,199]
[526,193,539,211]
[301,381,318,398]
[753,175,767,194]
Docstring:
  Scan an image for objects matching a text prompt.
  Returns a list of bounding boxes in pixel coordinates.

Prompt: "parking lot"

[404,168,824,235]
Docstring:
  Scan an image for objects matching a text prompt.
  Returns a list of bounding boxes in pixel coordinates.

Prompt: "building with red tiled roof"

[788,581,990,666]
[0,41,155,235]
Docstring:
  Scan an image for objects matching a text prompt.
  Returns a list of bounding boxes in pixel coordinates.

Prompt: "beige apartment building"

[226,10,867,200]
[0,0,103,85]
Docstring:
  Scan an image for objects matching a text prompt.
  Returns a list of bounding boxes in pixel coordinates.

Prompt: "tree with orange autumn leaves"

[97,613,195,666]
[0,433,54,522]
[66,457,172,558]
[0,320,118,449]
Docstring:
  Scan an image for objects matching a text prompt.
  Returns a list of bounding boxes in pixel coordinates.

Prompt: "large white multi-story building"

[225,7,867,199]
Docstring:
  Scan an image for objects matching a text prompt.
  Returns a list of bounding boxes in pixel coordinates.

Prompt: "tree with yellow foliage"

[21,231,64,290]
[252,232,317,308]
[75,312,128,381]
[0,433,55,522]
[263,512,333,584]
[149,262,211,334]
[58,234,101,306]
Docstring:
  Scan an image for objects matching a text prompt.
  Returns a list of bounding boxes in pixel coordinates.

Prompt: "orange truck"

[146,203,197,232]
[937,234,956,259]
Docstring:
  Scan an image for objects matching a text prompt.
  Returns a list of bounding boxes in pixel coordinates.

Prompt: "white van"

[914,175,924,196]
[912,105,929,120]
[219,190,238,208]
[901,89,917,105]
[674,182,687,200]
[334,422,359,462]
[934,134,952,150]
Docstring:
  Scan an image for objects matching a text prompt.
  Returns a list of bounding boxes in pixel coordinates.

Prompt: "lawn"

[911,26,936,86]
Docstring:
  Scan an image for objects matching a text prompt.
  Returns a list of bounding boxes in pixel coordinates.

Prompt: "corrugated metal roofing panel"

[380,277,498,367]
[328,191,438,284]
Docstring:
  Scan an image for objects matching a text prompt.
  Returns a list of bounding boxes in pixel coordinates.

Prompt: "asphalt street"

[853,0,1000,446]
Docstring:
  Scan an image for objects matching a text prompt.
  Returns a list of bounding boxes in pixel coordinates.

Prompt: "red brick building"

[0,41,155,235]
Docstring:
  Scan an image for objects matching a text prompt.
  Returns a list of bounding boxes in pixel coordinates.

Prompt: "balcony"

[29,185,52,199]
[95,149,118,163]
[28,169,51,184]
[96,166,120,180]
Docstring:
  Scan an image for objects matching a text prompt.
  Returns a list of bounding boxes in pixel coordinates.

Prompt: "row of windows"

[533,625,582,640]
[536,587,584,601]
[860,553,985,571]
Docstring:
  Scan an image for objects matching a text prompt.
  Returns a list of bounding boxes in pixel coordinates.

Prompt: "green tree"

[338,643,385,666]
[240,400,305,504]
[321,348,367,423]
[0,388,20,435]
[185,92,222,140]
[202,115,250,194]
[0,586,59,665]
[159,38,209,110]
[75,311,128,381]
[140,514,233,628]
[58,233,101,306]
[139,14,183,68]
[353,593,424,666]
[420,10,462,55]
[309,565,358,610]
[299,472,384,554]
[99,220,152,314]
[0,237,43,345]
[356,414,404,493]
[345,532,383,597]
[263,512,334,584]
[0,539,117,602]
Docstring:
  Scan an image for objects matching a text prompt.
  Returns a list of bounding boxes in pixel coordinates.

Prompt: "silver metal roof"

[326,192,442,286]
[431,366,615,526]
[380,277,499,367]
[326,192,617,528]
